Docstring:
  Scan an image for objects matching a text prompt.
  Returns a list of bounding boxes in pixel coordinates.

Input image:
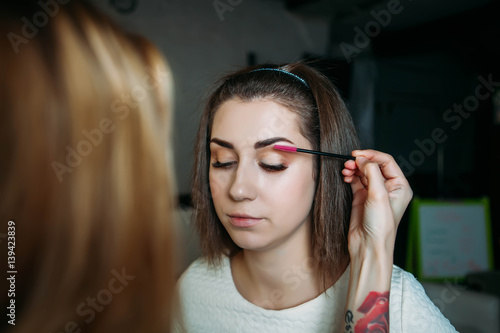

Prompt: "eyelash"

[211,161,288,173]
[211,161,236,169]
[259,163,288,173]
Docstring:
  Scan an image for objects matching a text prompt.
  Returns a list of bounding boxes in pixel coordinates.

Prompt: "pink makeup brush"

[274,144,355,160]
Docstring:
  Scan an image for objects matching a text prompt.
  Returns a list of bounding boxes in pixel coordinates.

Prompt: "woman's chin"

[230,234,274,253]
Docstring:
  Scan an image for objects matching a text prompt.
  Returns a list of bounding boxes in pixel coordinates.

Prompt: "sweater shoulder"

[177,257,229,296]
[389,265,458,332]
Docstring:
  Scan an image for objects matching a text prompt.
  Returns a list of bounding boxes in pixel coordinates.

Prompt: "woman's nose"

[228,163,257,202]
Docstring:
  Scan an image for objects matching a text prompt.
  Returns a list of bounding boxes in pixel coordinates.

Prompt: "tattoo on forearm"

[344,310,354,333]
[344,291,390,333]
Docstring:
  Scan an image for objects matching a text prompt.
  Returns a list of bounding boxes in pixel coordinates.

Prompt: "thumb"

[355,156,389,200]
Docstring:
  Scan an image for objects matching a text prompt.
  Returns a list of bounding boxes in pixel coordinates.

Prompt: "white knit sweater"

[172,257,457,333]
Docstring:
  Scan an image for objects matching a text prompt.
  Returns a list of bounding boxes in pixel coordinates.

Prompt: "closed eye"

[211,161,236,169]
[259,163,288,172]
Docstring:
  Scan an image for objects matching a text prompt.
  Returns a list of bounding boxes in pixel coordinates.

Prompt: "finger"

[347,174,366,196]
[355,156,389,199]
[342,168,356,177]
[344,159,358,170]
[359,174,368,188]
[353,150,412,203]
[385,178,414,212]
[350,168,369,180]
[352,149,406,182]
[385,178,413,201]
[343,175,353,182]
[346,165,369,188]
[343,171,364,191]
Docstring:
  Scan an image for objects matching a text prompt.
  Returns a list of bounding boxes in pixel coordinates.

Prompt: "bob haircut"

[192,62,360,284]
[0,2,175,332]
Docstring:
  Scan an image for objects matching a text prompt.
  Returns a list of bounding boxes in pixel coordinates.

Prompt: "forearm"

[343,248,393,333]
[341,150,412,332]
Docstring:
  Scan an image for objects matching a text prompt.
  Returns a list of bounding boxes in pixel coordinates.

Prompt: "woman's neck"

[230,227,329,310]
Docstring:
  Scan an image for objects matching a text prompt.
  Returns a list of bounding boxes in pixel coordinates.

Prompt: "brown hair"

[0,2,175,332]
[192,62,360,285]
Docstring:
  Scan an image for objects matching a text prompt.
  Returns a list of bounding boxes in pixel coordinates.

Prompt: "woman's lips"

[228,214,263,228]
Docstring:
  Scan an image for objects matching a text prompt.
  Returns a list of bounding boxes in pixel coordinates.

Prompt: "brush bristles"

[274,144,297,152]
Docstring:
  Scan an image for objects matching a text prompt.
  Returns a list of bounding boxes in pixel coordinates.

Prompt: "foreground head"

[0,2,175,332]
[193,63,360,282]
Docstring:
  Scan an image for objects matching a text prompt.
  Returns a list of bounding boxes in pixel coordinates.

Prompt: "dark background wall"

[94,0,500,270]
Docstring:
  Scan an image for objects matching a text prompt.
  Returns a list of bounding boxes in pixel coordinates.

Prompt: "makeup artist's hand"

[341,149,411,333]
[342,149,413,255]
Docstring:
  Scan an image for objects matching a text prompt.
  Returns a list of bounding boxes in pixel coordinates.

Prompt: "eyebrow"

[209,138,234,149]
[209,137,294,150]
[254,137,294,149]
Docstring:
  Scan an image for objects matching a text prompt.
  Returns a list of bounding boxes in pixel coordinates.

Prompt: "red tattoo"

[354,291,389,333]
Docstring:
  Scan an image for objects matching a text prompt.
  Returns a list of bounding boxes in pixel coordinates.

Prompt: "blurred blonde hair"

[0,2,176,332]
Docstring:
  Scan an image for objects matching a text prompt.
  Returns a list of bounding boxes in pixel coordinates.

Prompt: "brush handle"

[296,148,355,160]
[274,144,355,160]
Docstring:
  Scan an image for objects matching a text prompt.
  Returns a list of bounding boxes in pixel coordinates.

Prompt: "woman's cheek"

[278,169,315,214]
[209,170,230,201]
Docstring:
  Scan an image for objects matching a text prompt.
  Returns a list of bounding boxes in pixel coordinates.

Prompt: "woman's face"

[209,98,316,252]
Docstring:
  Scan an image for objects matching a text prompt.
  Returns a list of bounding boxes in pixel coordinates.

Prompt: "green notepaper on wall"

[406,197,494,281]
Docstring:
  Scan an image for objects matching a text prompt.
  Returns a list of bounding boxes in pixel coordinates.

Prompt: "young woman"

[0,2,176,332]
[173,63,457,332]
